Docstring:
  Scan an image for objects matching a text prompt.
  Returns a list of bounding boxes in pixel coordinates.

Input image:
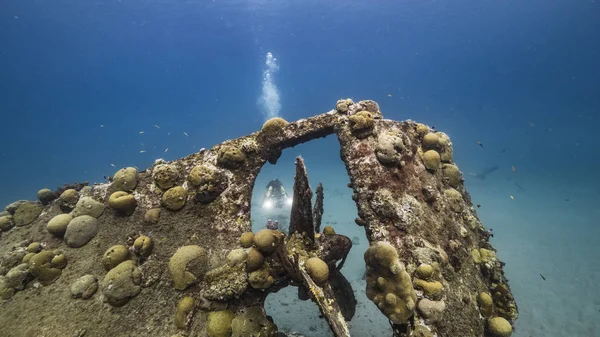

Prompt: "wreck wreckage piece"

[313,183,324,233]
[0,99,517,337]
[300,267,351,337]
[288,155,352,337]
[289,157,316,243]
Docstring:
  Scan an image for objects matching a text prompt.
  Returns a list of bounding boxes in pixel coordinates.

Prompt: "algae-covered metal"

[0,99,517,337]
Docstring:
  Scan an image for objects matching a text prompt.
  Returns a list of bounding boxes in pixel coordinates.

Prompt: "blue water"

[1,1,599,336]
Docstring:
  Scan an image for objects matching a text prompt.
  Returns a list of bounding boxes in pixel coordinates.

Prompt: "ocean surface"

[1,1,599,336]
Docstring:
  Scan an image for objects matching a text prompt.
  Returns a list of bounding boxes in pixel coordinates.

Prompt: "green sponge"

[261,117,288,134]
[108,191,137,215]
[168,245,209,290]
[207,310,234,337]
[364,242,417,323]
[421,150,441,171]
[487,316,512,337]
[478,292,493,317]
[253,229,276,254]
[174,297,196,329]
[162,186,187,211]
[305,257,329,285]
[239,232,254,248]
[217,145,246,169]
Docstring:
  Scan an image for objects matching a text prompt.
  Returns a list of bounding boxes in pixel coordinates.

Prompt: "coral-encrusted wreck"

[0,99,518,337]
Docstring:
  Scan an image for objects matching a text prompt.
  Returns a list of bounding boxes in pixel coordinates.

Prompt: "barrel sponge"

[261,117,288,134]
[29,250,64,285]
[108,191,137,215]
[153,164,179,190]
[415,123,429,135]
[414,279,443,299]
[323,226,336,235]
[207,310,235,337]
[217,145,246,169]
[161,186,187,211]
[415,263,434,280]
[349,111,374,131]
[239,232,254,248]
[444,188,464,212]
[479,248,497,263]
[435,132,451,146]
[37,188,56,205]
[246,248,264,272]
[230,307,277,337]
[248,265,275,289]
[253,229,276,254]
[13,201,43,227]
[168,245,209,290]
[422,133,440,150]
[336,98,354,113]
[133,235,153,257]
[442,164,461,187]
[100,260,141,306]
[102,245,130,270]
[144,208,161,224]
[422,150,441,171]
[112,167,138,192]
[487,316,513,337]
[188,165,214,187]
[174,297,196,329]
[364,242,417,323]
[0,215,14,231]
[59,189,79,206]
[478,292,493,317]
[305,257,329,285]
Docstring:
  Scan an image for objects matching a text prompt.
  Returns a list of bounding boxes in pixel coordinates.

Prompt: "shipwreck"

[0,99,517,337]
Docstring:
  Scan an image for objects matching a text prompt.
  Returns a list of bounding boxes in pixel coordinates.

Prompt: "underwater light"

[286,197,293,206]
[263,199,274,209]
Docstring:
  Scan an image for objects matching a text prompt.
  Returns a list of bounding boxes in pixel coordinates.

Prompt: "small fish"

[110,163,115,167]
[139,150,146,153]
[512,165,516,173]
[515,182,525,192]
[565,198,570,202]
[183,132,188,136]
[100,124,104,128]
[540,274,546,281]
[387,94,392,97]
[164,148,169,152]
[510,195,514,200]
[477,141,483,147]
[139,131,144,134]
[477,204,481,208]
[154,124,161,129]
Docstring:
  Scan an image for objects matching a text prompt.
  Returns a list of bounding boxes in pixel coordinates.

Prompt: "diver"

[261,178,292,209]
